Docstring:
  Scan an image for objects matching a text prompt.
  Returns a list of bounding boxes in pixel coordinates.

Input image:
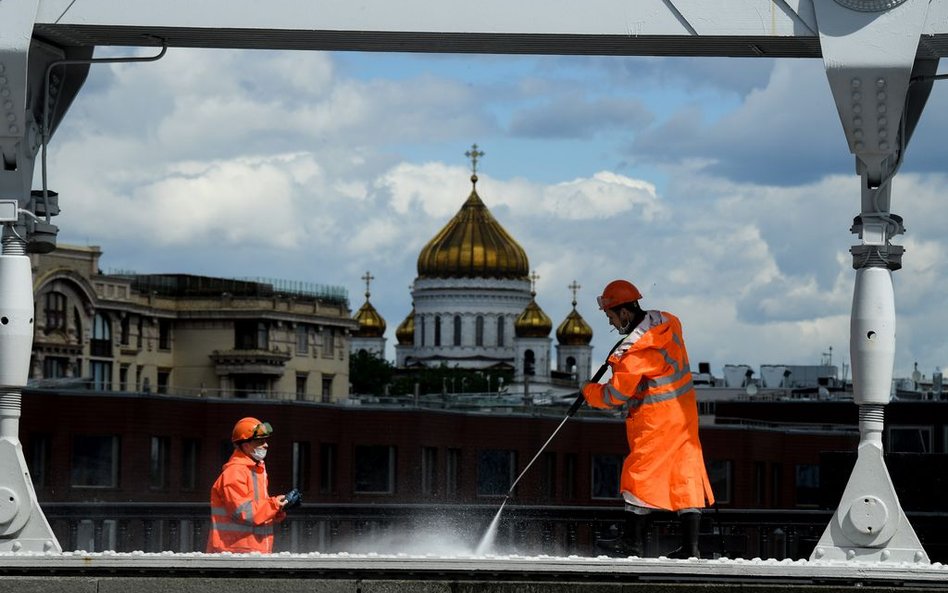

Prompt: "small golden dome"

[396,306,415,345]
[353,300,386,338]
[557,307,593,345]
[353,271,386,338]
[417,176,529,279]
[515,293,552,338]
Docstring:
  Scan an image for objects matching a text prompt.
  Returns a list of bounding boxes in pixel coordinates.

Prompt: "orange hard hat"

[231,417,273,443]
[597,280,642,310]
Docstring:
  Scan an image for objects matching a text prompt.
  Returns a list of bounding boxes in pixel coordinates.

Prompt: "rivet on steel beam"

[878,117,887,127]
[846,549,856,560]
[880,141,889,151]
[878,129,887,139]
[8,125,18,134]
[852,92,862,102]
[851,78,862,88]
[853,129,863,139]
[877,104,886,114]
[853,117,863,127]
[854,141,864,150]
[877,92,886,102]
[853,104,862,114]
[876,78,886,88]
[6,113,15,123]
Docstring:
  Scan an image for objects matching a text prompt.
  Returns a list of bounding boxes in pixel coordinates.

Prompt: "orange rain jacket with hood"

[583,310,715,511]
[206,448,285,553]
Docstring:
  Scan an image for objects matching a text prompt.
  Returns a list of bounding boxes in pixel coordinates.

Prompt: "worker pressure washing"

[207,417,302,553]
[582,280,715,558]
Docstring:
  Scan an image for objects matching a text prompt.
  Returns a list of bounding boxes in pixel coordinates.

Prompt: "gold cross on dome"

[568,280,581,305]
[465,143,485,175]
[529,270,540,294]
[361,271,375,298]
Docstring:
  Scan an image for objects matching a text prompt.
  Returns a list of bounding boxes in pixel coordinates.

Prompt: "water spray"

[475,338,624,554]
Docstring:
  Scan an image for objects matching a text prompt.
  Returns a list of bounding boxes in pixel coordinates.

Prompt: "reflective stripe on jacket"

[583,310,715,511]
[206,449,285,553]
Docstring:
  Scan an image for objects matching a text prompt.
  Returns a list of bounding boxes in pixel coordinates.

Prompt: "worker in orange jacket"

[206,417,301,553]
[582,280,714,558]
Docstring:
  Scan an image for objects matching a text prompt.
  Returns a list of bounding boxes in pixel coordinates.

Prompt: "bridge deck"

[1,552,947,591]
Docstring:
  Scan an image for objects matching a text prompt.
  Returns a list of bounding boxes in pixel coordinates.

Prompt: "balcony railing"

[39,503,948,562]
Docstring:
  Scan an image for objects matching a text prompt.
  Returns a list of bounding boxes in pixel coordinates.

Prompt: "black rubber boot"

[595,513,648,557]
[666,512,701,559]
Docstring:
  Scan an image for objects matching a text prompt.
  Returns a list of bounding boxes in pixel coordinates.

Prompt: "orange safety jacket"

[583,310,715,511]
[206,449,285,553]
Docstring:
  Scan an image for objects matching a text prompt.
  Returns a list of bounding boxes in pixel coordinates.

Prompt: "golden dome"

[417,175,529,280]
[557,306,593,345]
[353,299,386,338]
[396,306,415,345]
[515,293,552,338]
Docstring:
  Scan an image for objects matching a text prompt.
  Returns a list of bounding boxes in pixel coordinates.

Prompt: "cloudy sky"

[42,46,947,382]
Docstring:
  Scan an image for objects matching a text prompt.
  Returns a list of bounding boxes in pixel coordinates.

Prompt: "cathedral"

[352,146,594,395]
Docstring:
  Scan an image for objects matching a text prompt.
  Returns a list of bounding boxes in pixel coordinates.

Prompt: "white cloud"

[40,48,948,380]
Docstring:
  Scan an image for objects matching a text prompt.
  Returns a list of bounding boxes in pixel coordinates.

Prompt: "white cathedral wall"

[403,277,532,368]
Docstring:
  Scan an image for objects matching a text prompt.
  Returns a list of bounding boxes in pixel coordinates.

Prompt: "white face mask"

[249,445,267,461]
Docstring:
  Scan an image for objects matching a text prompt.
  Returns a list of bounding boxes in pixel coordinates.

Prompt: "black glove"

[283,488,302,509]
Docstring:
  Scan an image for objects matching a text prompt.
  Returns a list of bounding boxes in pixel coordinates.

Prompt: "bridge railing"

[39,503,947,561]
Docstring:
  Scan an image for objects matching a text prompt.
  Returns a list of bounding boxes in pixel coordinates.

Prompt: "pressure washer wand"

[505,351,616,497]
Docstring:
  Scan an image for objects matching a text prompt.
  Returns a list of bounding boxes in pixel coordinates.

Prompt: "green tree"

[349,350,395,395]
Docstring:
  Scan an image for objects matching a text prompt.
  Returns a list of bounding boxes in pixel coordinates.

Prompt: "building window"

[453,316,462,346]
[296,373,308,401]
[181,439,200,491]
[296,325,309,355]
[71,435,120,488]
[794,463,819,507]
[434,316,441,347]
[149,436,170,490]
[563,453,577,501]
[477,449,516,496]
[421,446,438,496]
[420,316,426,347]
[91,312,112,357]
[324,329,335,354]
[91,361,112,391]
[321,375,333,403]
[43,356,68,379]
[319,443,337,494]
[292,442,311,491]
[446,447,461,496]
[591,454,623,500]
[354,445,396,494]
[475,316,484,347]
[542,452,556,501]
[137,316,144,349]
[158,319,172,350]
[497,316,505,346]
[28,434,51,488]
[44,292,67,332]
[156,369,171,394]
[707,459,732,505]
[233,376,268,399]
[888,426,933,453]
[119,316,130,346]
[235,320,268,350]
[119,364,129,391]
